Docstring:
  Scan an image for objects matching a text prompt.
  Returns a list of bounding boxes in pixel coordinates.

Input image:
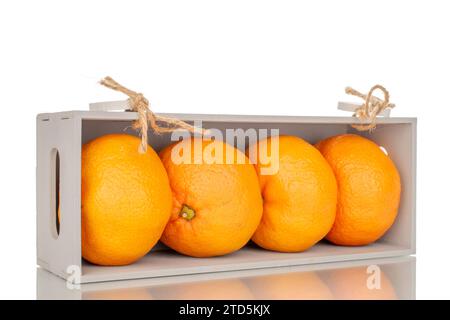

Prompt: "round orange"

[159,137,263,257]
[250,136,337,252]
[81,134,172,266]
[316,134,401,246]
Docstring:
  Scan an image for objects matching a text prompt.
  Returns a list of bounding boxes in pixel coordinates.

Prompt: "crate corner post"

[36,112,83,282]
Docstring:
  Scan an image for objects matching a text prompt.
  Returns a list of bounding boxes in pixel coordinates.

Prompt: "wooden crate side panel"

[37,114,82,280]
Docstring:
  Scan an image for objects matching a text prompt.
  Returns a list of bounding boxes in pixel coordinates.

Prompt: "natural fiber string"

[345,84,395,131]
[99,76,205,153]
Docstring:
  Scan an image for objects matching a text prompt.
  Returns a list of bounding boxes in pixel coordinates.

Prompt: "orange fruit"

[316,134,401,246]
[81,134,172,266]
[245,271,333,300]
[321,266,398,300]
[250,136,337,252]
[159,137,263,257]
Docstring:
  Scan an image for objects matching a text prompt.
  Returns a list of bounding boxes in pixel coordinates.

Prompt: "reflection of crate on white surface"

[37,256,416,300]
[36,110,416,284]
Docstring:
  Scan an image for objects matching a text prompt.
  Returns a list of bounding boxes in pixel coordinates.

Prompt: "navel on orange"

[250,136,337,252]
[316,134,401,246]
[81,134,172,266]
[159,137,263,257]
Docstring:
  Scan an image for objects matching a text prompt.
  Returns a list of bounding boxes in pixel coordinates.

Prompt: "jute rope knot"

[99,76,205,153]
[346,84,395,131]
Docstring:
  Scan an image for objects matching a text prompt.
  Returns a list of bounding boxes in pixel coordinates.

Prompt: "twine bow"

[345,84,395,131]
[99,76,205,153]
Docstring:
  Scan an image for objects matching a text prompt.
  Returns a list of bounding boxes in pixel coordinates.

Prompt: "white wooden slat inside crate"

[81,242,412,283]
[83,255,416,292]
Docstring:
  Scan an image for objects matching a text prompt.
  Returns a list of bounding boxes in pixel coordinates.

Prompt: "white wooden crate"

[36,111,416,283]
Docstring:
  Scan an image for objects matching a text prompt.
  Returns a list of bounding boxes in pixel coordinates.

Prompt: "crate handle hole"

[50,148,60,238]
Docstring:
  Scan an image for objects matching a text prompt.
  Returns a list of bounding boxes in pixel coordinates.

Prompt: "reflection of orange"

[316,134,401,246]
[251,136,337,252]
[81,134,172,266]
[159,138,263,257]
[321,266,397,300]
[83,288,153,300]
[245,272,333,300]
[150,279,254,300]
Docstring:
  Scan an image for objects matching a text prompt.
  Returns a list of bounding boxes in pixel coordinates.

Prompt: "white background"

[0,0,449,299]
